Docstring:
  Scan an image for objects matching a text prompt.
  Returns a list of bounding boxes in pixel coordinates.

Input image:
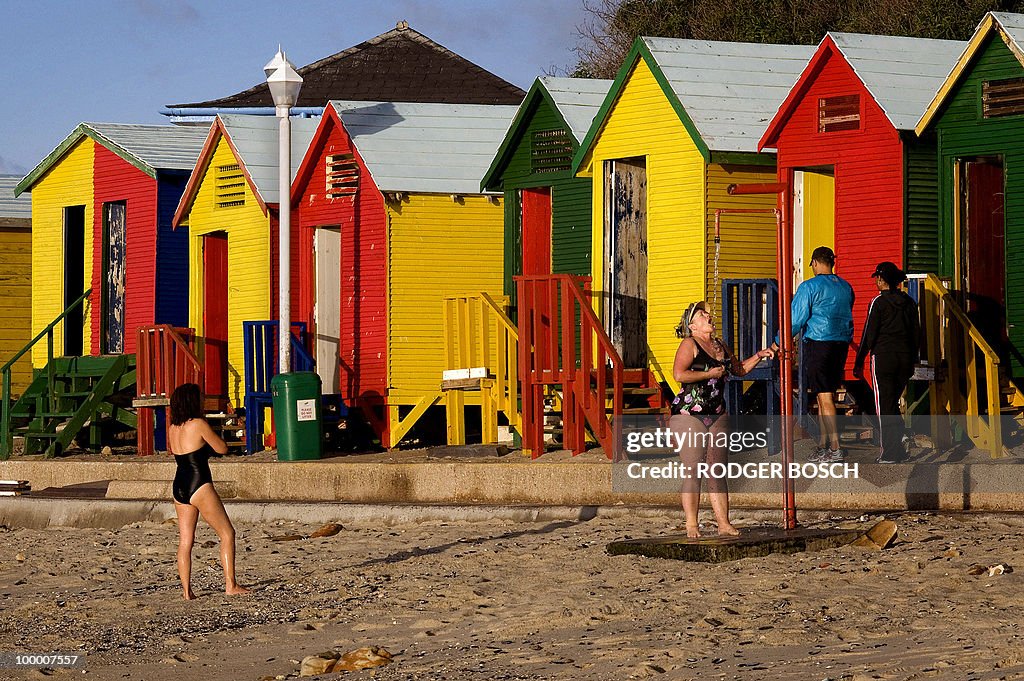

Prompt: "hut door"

[101,202,126,354]
[792,169,835,289]
[521,187,552,276]
[603,158,648,368]
[62,205,86,357]
[314,226,342,393]
[202,232,229,400]
[960,158,1006,346]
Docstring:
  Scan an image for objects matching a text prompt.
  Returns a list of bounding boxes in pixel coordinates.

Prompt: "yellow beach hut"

[173,115,317,408]
[571,37,814,392]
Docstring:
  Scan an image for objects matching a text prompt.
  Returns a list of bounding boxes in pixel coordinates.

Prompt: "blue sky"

[0,0,586,174]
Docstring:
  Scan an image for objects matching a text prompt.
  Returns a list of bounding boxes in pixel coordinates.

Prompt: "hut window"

[325,153,359,198]
[818,95,860,133]
[215,164,246,208]
[982,77,1024,118]
[531,129,573,173]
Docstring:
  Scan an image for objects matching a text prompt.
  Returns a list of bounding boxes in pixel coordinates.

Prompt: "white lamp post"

[265,48,303,374]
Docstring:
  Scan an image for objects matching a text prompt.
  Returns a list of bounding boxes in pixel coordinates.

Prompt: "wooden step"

[620,407,671,416]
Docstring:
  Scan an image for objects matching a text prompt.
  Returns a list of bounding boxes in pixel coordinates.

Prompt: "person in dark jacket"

[853,262,920,463]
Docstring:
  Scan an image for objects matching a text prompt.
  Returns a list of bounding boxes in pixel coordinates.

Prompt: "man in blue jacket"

[772,246,854,462]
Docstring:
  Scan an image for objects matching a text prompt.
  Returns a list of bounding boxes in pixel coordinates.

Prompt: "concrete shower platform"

[606,526,865,562]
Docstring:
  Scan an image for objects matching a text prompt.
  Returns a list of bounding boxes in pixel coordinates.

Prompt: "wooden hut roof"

[917,12,1024,134]
[481,76,610,191]
[168,23,525,110]
[573,37,814,169]
[326,100,518,195]
[0,175,31,221]
[15,123,209,196]
[172,115,318,226]
[760,33,963,148]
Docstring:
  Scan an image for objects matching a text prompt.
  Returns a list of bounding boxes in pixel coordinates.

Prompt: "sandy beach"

[2,509,1024,681]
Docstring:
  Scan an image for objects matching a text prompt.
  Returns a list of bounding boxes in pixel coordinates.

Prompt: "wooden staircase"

[8,354,137,457]
[516,274,668,460]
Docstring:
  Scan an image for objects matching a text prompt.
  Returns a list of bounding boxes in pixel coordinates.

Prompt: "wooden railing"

[1,288,92,459]
[442,293,521,444]
[516,274,624,459]
[135,324,202,456]
[920,274,1019,457]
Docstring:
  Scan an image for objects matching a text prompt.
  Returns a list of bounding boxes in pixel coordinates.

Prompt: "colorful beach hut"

[290,100,517,446]
[759,33,963,341]
[14,124,208,363]
[569,38,813,391]
[173,115,318,407]
[479,76,610,313]
[916,12,1024,373]
[0,175,32,394]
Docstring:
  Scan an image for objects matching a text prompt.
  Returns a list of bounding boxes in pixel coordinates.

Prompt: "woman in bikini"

[672,302,774,538]
[168,383,248,600]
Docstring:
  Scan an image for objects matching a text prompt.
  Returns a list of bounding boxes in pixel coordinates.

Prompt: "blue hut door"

[101,201,127,354]
[314,226,341,393]
[62,205,86,356]
[603,158,648,369]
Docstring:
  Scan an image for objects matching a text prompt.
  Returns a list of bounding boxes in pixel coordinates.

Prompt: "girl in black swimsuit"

[168,383,248,600]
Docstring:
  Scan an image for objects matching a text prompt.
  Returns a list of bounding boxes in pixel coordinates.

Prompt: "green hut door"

[521,188,552,275]
[603,158,648,369]
[959,158,1007,346]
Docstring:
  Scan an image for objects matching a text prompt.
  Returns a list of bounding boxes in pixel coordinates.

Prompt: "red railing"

[135,325,203,456]
[516,275,624,460]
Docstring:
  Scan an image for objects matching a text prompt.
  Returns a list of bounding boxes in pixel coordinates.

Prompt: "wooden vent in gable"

[326,153,359,198]
[531,129,574,173]
[818,95,860,133]
[983,77,1024,118]
[215,164,246,208]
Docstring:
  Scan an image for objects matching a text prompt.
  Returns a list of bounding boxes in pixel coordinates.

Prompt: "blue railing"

[721,279,779,452]
[242,321,314,453]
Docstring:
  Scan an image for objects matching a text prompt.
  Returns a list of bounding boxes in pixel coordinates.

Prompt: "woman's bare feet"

[226,585,250,596]
[686,523,701,538]
[717,523,740,536]
[183,589,197,601]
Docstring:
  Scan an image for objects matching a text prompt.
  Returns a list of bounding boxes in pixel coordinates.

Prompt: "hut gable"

[173,115,317,226]
[480,76,609,192]
[168,23,525,110]
[16,123,207,197]
[574,37,813,170]
[762,33,963,149]
[328,100,518,195]
[918,12,1024,133]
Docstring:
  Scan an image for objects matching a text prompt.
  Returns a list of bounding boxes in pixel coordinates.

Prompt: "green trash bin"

[271,372,323,461]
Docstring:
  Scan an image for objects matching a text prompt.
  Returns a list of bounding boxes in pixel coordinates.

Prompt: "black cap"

[871,261,906,287]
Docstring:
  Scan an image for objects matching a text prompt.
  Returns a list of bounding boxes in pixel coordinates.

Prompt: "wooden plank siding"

[29,138,94,367]
[578,57,705,392]
[293,114,388,408]
[491,95,593,310]
[90,143,158,356]
[933,33,1024,375]
[185,136,270,406]
[903,132,940,273]
[704,164,779,319]
[771,49,904,353]
[154,172,191,331]
[0,224,31,392]
[386,194,504,400]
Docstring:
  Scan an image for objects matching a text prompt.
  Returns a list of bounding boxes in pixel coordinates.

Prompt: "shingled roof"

[168,23,525,109]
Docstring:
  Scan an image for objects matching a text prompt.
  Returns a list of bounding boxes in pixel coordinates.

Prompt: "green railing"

[1,289,92,459]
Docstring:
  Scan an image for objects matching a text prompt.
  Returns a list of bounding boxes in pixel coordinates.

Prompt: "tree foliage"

[572,0,1024,78]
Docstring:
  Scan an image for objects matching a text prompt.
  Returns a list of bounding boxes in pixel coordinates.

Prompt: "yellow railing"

[921,274,1021,457]
[442,293,520,445]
